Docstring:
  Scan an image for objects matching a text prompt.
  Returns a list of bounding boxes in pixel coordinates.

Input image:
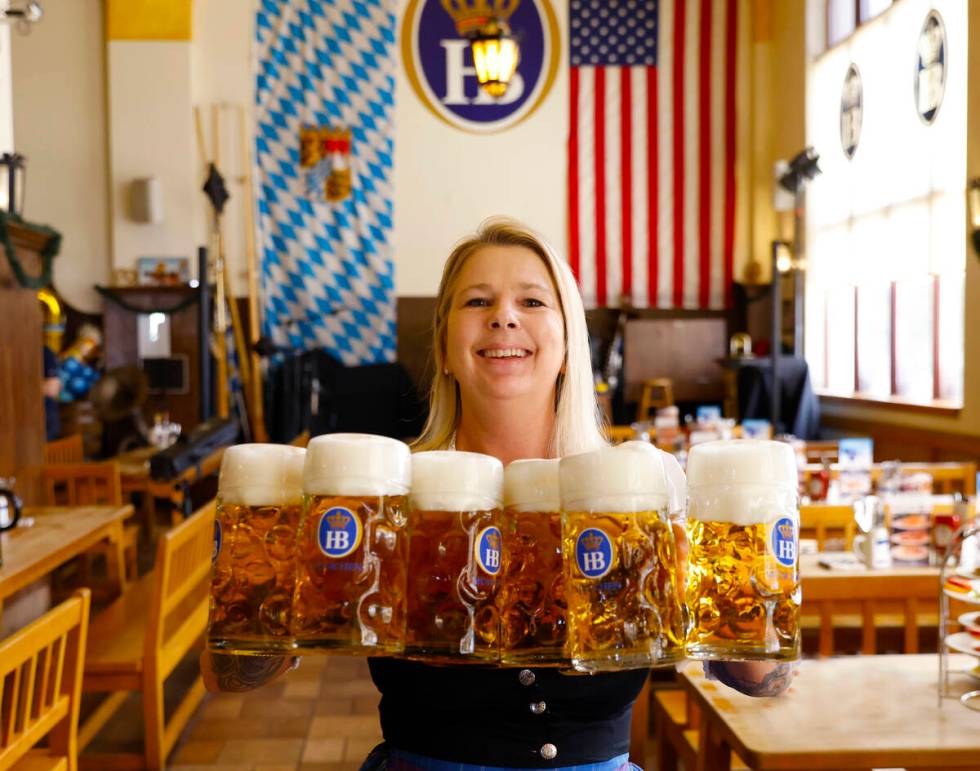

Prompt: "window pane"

[937,271,964,403]
[855,283,891,397]
[859,0,891,23]
[894,277,934,402]
[826,284,855,394]
[827,0,856,47]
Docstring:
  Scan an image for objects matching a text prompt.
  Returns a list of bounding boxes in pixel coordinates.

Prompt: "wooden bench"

[78,501,215,770]
[0,589,90,771]
[652,688,749,771]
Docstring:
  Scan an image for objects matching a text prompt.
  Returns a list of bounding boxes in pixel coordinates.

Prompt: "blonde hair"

[412,217,607,457]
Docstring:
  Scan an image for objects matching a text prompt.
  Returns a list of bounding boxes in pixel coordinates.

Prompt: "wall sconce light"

[442,0,520,98]
[969,178,980,258]
[0,2,42,34]
[0,152,27,216]
[130,177,164,224]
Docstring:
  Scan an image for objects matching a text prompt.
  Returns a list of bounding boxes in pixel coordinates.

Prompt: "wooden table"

[681,654,980,770]
[114,445,225,528]
[0,505,132,612]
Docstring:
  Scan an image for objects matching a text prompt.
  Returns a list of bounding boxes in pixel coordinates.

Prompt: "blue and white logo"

[402,0,559,133]
[575,528,614,579]
[914,10,946,125]
[212,520,222,565]
[475,526,502,575]
[771,517,798,568]
[318,507,363,559]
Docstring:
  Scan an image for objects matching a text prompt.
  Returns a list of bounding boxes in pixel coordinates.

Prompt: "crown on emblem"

[581,531,604,551]
[485,531,500,549]
[440,0,520,36]
[327,510,349,529]
[778,523,794,538]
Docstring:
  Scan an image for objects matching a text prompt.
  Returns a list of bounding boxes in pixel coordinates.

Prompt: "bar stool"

[636,378,674,423]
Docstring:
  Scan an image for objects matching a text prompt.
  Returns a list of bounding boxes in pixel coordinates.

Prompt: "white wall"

[107,41,197,279]
[10,0,107,312]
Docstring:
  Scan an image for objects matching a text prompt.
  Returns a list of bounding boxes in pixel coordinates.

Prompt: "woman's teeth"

[481,348,528,358]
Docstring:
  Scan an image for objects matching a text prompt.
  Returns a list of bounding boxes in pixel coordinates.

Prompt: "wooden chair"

[802,571,938,656]
[45,434,85,465]
[636,378,674,423]
[79,501,214,770]
[799,504,856,551]
[41,462,138,582]
[0,589,90,771]
[651,688,749,771]
[606,425,637,445]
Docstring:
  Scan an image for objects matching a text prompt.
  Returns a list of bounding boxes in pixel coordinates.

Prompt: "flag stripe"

[644,66,657,309]
[594,67,607,308]
[724,0,737,307]
[569,67,581,283]
[620,68,633,302]
[698,0,712,310]
[672,0,686,308]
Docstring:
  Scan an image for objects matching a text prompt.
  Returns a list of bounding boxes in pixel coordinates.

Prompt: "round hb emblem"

[771,516,798,569]
[212,520,222,565]
[575,528,614,579]
[914,10,946,125]
[318,506,362,559]
[401,0,560,134]
[840,63,862,160]
[475,526,502,575]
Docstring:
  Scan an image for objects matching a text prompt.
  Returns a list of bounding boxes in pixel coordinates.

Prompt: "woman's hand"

[200,650,299,693]
[703,660,798,697]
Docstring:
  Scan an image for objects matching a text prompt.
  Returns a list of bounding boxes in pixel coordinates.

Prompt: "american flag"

[569,0,738,309]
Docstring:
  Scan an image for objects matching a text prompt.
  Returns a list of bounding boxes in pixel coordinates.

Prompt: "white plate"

[958,610,980,636]
[944,578,980,605]
[962,663,980,683]
[944,632,980,658]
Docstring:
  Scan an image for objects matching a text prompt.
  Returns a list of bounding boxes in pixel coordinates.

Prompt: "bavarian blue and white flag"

[254,0,396,364]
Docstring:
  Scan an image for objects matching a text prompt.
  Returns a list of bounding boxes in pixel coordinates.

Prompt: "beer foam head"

[304,433,411,497]
[283,446,306,504]
[560,441,669,513]
[686,439,798,524]
[410,451,503,511]
[219,444,301,506]
[504,459,560,512]
[662,450,687,517]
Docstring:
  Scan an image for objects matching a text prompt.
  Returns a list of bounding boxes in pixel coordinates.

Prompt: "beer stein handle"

[0,488,22,532]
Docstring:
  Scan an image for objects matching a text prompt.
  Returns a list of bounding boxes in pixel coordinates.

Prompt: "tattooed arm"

[200,651,300,693]
[703,660,798,697]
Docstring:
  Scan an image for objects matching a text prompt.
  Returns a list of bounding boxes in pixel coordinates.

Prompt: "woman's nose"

[490,304,519,329]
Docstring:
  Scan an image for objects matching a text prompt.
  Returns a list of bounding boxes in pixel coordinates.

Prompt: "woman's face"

[445,245,565,406]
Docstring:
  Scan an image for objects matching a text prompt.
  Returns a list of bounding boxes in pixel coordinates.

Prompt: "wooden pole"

[231,101,268,442]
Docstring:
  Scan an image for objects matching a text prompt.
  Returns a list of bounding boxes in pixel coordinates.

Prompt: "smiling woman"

[413,217,605,464]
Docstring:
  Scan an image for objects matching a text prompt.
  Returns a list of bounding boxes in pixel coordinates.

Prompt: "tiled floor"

[169,656,382,771]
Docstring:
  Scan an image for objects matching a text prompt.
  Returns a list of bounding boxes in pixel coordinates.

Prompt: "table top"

[682,654,980,769]
[801,552,939,579]
[0,505,132,600]
[113,446,159,479]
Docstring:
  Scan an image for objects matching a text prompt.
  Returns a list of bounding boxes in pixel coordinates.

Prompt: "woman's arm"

[703,659,798,697]
[200,650,299,693]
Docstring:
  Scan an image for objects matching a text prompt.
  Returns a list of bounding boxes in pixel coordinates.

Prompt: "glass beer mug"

[685,439,801,661]
[560,441,687,673]
[208,444,305,654]
[291,433,411,654]
[404,451,503,663]
[498,459,567,666]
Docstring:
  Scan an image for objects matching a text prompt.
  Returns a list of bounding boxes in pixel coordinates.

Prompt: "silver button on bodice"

[530,700,546,715]
[540,743,557,760]
[518,669,535,686]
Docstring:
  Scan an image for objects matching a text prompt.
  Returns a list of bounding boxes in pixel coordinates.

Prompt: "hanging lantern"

[469,19,520,98]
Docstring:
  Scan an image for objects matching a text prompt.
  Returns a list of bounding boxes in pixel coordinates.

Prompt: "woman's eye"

[465,297,490,307]
[523,298,545,308]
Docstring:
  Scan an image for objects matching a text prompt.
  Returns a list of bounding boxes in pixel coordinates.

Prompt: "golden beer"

[404,451,503,663]
[561,442,687,673]
[208,444,305,654]
[685,439,800,661]
[498,459,567,666]
[291,433,411,654]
